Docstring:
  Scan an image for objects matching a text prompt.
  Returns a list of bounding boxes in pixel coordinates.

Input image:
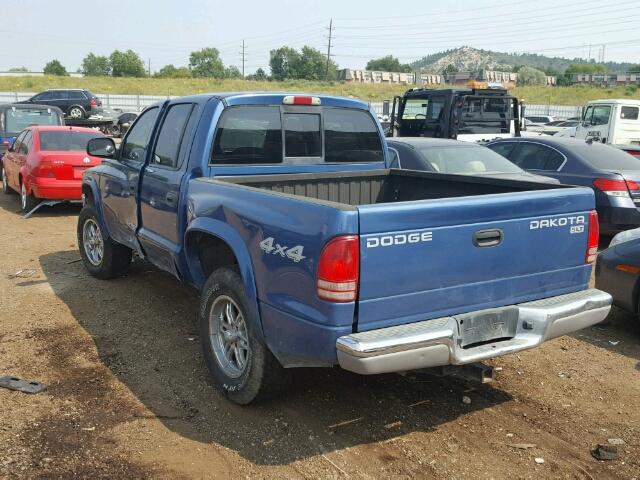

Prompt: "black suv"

[19,89,102,119]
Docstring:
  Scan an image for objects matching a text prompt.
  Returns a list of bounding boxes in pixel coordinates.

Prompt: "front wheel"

[77,204,132,279]
[199,268,285,405]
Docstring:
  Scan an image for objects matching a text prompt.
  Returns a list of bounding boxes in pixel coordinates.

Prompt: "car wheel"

[199,268,285,405]
[77,204,132,279]
[20,181,39,212]
[68,106,85,119]
[2,165,12,194]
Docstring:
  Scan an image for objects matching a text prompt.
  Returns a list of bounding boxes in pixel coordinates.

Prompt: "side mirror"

[87,137,116,158]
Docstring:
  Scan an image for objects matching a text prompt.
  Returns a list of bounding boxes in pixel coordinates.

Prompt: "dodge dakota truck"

[79,92,612,404]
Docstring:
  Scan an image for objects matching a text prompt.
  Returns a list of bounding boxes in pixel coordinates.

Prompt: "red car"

[1,126,105,212]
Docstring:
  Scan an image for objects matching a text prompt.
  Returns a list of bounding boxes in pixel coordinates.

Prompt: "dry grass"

[1,75,639,105]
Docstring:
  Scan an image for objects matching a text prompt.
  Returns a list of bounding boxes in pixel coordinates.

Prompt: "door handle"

[473,229,503,248]
[145,167,155,174]
[149,198,156,207]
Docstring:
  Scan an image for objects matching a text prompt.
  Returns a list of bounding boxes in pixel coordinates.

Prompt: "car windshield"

[3,109,61,135]
[417,145,524,175]
[39,131,103,151]
[570,142,640,171]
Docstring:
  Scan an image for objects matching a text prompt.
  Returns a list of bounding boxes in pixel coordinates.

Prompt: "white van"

[574,99,640,146]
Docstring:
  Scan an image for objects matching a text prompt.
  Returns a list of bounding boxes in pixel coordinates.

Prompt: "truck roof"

[161,92,371,110]
[585,99,640,106]
[404,88,512,97]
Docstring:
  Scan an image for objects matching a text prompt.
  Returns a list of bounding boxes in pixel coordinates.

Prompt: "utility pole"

[588,44,591,62]
[240,40,246,78]
[601,44,605,63]
[148,58,151,76]
[325,18,333,80]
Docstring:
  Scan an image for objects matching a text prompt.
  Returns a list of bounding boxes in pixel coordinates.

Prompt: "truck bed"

[217,169,561,207]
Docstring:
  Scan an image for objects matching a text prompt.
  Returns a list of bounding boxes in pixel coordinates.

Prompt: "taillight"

[586,210,599,264]
[316,235,359,302]
[33,158,54,177]
[89,98,98,106]
[593,178,633,197]
[624,149,640,157]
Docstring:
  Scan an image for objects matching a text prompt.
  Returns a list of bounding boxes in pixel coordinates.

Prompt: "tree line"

[36,49,640,84]
[37,45,339,81]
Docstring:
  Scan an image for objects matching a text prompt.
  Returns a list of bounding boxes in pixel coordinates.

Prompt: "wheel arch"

[185,218,262,336]
[81,180,111,239]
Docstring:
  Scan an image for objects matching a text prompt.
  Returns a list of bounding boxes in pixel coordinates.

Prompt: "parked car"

[387,138,558,183]
[486,137,640,234]
[596,228,640,318]
[0,104,63,158]
[77,92,611,405]
[18,89,102,119]
[1,126,105,212]
[525,115,556,125]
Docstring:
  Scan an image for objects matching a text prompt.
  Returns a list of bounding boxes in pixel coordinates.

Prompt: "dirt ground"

[0,195,639,480]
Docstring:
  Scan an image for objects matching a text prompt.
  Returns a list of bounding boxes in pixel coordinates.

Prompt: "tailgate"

[356,187,595,332]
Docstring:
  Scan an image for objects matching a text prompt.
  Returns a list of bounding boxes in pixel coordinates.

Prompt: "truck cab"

[389,88,521,143]
[574,99,640,146]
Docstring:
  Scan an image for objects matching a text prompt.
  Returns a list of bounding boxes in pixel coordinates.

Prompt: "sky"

[2,0,639,73]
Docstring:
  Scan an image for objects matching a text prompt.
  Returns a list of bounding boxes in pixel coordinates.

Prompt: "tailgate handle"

[473,229,503,248]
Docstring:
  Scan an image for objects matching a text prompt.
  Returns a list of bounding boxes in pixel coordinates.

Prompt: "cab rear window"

[2,109,62,135]
[211,105,383,165]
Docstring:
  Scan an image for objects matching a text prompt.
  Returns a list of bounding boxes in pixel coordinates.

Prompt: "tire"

[68,105,85,119]
[2,165,13,194]
[199,268,285,405]
[77,204,132,279]
[20,180,39,212]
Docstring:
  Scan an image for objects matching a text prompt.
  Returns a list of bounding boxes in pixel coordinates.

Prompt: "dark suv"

[19,89,102,119]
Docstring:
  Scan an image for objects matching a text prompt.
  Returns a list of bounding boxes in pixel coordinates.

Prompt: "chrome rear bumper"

[336,289,612,375]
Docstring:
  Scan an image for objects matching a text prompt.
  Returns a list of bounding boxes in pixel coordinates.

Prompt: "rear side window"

[621,106,639,120]
[487,142,516,159]
[18,131,32,154]
[152,104,193,168]
[212,106,282,164]
[324,108,383,163]
[68,91,86,100]
[284,113,321,158]
[39,131,103,151]
[510,143,550,170]
[545,149,565,170]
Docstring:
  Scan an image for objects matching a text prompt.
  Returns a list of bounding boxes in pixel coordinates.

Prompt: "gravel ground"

[0,194,639,479]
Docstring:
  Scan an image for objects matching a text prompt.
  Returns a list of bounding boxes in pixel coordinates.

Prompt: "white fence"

[0,91,582,119]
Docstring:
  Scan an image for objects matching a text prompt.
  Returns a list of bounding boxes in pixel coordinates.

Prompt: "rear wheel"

[199,268,285,405]
[78,204,132,279]
[2,165,12,194]
[68,106,85,119]
[20,181,39,212]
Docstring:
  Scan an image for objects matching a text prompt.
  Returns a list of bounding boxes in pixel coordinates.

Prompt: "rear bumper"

[598,205,640,234]
[336,289,612,375]
[29,177,82,200]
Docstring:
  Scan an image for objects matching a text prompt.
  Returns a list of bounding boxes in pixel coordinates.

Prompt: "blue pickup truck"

[79,92,613,404]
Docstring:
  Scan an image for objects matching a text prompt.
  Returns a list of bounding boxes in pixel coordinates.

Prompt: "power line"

[240,40,246,78]
[325,19,333,80]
